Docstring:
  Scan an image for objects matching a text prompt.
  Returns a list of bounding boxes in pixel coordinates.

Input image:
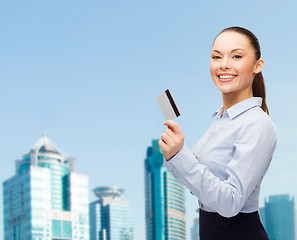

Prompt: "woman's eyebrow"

[212,48,246,53]
[212,50,221,53]
[231,48,245,52]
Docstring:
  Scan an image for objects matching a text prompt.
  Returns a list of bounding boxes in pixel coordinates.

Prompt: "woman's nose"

[220,57,231,70]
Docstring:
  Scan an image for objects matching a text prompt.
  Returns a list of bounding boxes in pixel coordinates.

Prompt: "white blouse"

[164,97,277,217]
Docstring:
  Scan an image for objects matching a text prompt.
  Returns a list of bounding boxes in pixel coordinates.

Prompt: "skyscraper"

[89,186,133,240]
[259,207,266,227]
[295,208,297,240]
[2,134,89,240]
[190,216,199,240]
[144,139,186,240]
[264,194,295,240]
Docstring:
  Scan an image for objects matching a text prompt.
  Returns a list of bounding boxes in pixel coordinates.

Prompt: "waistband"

[199,208,260,220]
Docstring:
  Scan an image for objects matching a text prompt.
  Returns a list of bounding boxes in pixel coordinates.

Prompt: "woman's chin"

[217,87,235,94]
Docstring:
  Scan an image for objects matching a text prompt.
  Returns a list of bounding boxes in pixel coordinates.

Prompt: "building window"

[52,220,72,239]
[52,220,61,238]
[62,221,72,238]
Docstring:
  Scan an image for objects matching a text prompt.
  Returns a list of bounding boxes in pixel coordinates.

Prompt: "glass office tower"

[190,209,200,240]
[259,207,266,227]
[3,134,89,240]
[295,208,297,240]
[264,194,295,240]
[89,186,133,240]
[190,216,199,240]
[144,139,186,240]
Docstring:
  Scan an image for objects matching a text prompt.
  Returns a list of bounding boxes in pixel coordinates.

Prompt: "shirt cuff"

[163,145,198,178]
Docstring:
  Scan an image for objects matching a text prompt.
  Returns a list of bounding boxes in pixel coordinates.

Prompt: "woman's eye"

[212,55,221,59]
[233,55,242,59]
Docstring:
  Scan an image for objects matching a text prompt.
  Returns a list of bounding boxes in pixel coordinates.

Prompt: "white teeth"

[219,75,235,79]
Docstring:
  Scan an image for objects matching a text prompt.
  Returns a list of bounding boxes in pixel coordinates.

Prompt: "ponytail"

[252,72,269,115]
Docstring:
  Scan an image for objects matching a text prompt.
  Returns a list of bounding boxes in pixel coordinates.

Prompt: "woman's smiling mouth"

[217,73,237,82]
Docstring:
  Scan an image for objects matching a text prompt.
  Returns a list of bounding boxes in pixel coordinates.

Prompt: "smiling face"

[210,31,263,97]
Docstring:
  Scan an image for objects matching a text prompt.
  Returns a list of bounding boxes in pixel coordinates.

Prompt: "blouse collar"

[212,97,263,120]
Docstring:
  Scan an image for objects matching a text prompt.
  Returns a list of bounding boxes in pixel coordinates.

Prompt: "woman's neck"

[222,89,254,111]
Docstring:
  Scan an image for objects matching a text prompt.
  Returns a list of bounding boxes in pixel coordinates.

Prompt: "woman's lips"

[217,74,237,82]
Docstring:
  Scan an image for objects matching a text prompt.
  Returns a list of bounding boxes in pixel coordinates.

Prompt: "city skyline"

[3,134,89,239]
[1,1,297,239]
[3,136,296,240]
[2,135,297,239]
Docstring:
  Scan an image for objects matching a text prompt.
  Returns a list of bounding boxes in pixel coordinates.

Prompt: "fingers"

[160,127,184,147]
[159,120,185,161]
[160,128,175,143]
[161,132,169,144]
[158,139,167,150]
[158,139,170,161]
[164,128,174,137]
[163,120,182,135]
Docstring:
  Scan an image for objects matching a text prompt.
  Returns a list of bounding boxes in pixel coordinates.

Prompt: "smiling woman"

[159,26,277,240]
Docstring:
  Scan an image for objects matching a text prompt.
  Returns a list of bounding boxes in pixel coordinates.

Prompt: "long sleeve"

[164,115,277,218]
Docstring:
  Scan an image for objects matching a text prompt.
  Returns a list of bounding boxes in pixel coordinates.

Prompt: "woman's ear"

[254,58,264,74]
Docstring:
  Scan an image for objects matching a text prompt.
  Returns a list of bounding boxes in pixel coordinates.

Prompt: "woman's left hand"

[158,120,185,161]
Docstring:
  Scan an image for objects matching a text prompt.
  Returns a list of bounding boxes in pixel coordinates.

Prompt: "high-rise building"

[264,194,295,240]
[259,207,266,227]
[144,139,186,240]
[89,186,133,240]
[190,215,199,240]
[295,208,297,240]
[2,134,89,240]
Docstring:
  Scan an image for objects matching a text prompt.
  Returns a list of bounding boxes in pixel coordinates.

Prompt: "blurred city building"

[144,139,186,240]
[190,211,199,240]
[2,134,89,239]
[259,207,266,227]
[263,194,295,240]
[295,208,297,240]
[89,186,133,240]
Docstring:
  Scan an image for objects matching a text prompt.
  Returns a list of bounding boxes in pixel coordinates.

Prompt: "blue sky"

[1,0,297,239]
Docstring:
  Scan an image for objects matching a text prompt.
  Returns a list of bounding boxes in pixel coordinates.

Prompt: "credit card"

[156,89,181,120]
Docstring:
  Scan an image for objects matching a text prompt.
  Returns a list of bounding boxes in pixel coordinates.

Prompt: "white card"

[156,89,181,120]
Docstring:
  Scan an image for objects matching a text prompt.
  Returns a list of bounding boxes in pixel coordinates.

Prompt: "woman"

[159,26,277,240]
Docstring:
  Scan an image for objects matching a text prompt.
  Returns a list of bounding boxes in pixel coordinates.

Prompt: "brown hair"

[216,26,269,115]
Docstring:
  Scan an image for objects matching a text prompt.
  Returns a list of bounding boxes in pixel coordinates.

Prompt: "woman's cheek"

[209,63,217,81]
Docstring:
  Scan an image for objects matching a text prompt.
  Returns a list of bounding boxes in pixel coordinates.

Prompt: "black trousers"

[199,209,269,240]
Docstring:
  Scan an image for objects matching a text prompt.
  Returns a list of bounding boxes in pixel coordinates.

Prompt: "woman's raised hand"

[158,120,185,161]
